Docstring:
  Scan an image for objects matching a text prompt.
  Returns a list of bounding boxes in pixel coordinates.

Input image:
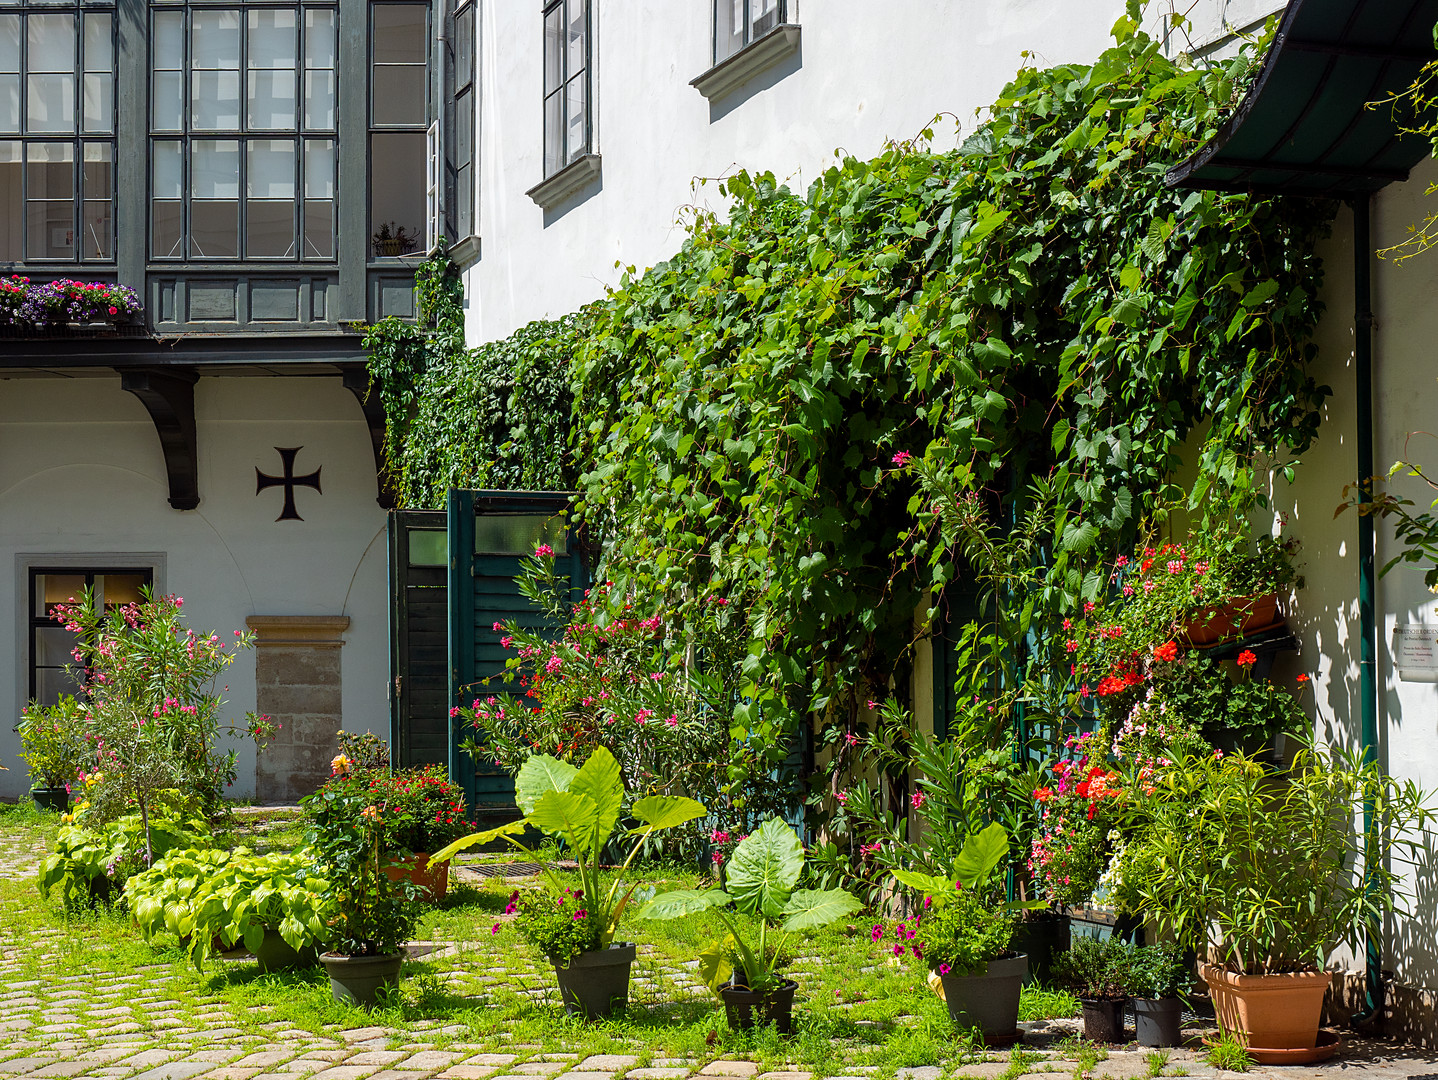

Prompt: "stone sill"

[526,153,602,210]
[448,235,481,268]
[246,614,351,647]
[690,23,801,101]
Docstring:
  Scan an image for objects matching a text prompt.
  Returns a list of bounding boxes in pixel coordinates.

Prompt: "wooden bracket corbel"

[341,365,398,509]
[120,366,200,511]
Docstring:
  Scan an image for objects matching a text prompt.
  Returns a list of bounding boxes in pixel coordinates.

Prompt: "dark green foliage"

[1125,940,1189,999]
[1050,936,1132,1000]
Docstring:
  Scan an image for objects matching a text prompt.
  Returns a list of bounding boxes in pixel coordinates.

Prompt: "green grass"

[1202,1033,1252,1073]
[1018,986,1079,1021]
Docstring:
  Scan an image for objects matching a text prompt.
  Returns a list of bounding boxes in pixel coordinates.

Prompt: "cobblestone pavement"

[3,812,1438,1080]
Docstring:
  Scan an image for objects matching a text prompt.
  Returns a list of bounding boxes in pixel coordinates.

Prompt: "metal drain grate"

[462,862,545,877]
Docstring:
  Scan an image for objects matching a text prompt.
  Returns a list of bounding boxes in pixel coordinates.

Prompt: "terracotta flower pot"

[383,852,449,900]
[1198,962,1332,1049]
[1180,594,1281,646]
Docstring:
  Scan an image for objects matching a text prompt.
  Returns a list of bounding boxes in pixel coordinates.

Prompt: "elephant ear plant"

[430,746,706,956]
[636,816,862,994]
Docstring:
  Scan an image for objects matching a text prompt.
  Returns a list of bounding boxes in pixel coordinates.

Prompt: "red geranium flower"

[1237,649,1258,667]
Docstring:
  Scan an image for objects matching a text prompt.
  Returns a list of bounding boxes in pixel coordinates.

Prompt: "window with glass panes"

[541,0,587,178]
[29,567,151,706]
[713,0,785,64]
[149,1,337,260]
[369,1,427,257]
[0,0,115,262]
[451,0,473,238]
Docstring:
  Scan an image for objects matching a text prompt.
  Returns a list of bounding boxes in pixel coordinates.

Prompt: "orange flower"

[1034,787,1053,803]
[1152,640,1178,663]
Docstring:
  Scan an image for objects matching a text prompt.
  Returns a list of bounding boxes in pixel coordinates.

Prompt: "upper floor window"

[0,0,116,262]
[451,0,473,238]
[714,0,784,64]
[369,0,427,258]
[148,1,338,260]
[542,0,587,178]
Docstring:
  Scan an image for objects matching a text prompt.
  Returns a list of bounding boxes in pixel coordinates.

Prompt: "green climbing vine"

[362,251,580,506]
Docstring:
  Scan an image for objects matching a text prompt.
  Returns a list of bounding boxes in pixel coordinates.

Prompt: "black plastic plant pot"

[31,787,69,812]
[1080,996,1128,1043]
[1012,914,1070,986]
[939,953,1028,1038]
[319,951,404,1008]
[251,927,319,973]
[1133,996,1184,1047]
[720,977,798,1034]
[552,942,636,1020]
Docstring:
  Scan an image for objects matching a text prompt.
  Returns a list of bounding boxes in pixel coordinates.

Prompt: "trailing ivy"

[569,6,1334,774]
[363,253,580,506]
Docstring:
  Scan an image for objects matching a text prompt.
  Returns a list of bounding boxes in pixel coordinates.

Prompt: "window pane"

[81,142,109,257]
[566,1,584,83]
[83,12,110,72]
[715,0,744,62]
[28,14,73,72]
[751,0,779,38]
[36,666,82,706]
[0,74,16,133]
[247,69,296,130]
[246,200,291,256]
[372,4,424,64]
[96,573,148,608]
[192,70,240,129]
[34,626,78,666]
[302,197,332,257]
[192,10,239,68]
[27,74,75,132]
[304,8,334,68]
[303,69,334,129]
[190,199,237,257]
[564,73,585,162]
[0,140,18,260]
[247,137,293,196]
[152,69,182,131]
[543,89,560,177]
[456,162,470,237]
[304,137,333,196]
[0,14,17,72]
[152,10,182,67]
[247,9,295,67]
[152,199,181,256]
[543,6,560,93]
[192,137,238,197]
[37,572,86,612]
[372,66,424,125]
[26,143,73,258]
[369,130,422,255]
[152,138,181,197]
[455,5,472,88]
[455,87,471,166]
[83,71,112,133]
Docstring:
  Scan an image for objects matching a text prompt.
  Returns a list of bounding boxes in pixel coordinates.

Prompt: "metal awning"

[1166,0,1438,196]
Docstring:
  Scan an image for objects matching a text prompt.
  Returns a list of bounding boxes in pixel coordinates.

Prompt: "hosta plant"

[37,812,212,909]
[431,746,706,962]
[128,846,334,968]
[635,816,862,993]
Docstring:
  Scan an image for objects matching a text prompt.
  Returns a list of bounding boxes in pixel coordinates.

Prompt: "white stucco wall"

[0,374,389,800]
[464,0,1129,344]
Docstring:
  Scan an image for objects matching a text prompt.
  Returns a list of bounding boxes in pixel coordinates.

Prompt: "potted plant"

[1115,741,1433,1051]
[1126,940,1189,1047]
[430,746,706,1019]
[1051,936,1132,1043]
[37,809,212,909]
[882,823,1039,1038]
[304,788,423,1007]
[129,846,334,971]
[371,221,418,257]
[17,695,88,811]
[635,816,861,1033]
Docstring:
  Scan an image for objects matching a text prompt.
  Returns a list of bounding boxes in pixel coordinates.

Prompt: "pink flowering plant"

[17,694,89,790]
[48,589,276,865]
[457,549,792,853]
[0,275,142,325]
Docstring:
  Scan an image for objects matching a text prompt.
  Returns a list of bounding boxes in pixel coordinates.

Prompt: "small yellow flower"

[360,805,380,822]
[331,754,352,776]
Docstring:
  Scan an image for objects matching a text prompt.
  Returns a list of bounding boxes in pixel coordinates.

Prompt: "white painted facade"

[460,0,1131,344]
[0,375,389,800]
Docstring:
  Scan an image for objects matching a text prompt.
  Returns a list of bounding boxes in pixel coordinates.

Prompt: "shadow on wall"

[542,173,604,228]
[708,40,803,124]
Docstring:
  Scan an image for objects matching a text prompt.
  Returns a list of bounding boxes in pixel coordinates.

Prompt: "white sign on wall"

[1393,624,1438,682]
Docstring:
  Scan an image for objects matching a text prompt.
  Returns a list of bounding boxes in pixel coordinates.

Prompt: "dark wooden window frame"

[27,564,153,704]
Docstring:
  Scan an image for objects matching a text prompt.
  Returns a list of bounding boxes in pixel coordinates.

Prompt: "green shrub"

[1050,936,1131,1000]
[37,812,212,909]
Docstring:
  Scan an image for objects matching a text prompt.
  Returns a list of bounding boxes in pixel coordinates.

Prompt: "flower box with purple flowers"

[0,275,142,326]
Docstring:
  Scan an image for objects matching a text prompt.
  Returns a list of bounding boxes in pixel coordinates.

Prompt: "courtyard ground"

[2,804,1436,1080]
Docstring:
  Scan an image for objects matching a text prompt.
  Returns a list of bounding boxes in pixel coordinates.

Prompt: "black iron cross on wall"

[256,446,322,521]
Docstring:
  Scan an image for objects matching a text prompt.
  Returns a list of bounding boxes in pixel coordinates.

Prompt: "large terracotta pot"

[383,852,449,900]
[1198,962,1332,1049]
[1181,594,1281,646]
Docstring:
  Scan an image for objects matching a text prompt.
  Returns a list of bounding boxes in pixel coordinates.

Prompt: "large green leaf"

[568,746,623,857]
[780,887,862,931]
[429,819,527,863]
[634,888,732,921]
[630,795,707,832]
[697,935,735,995]
[726,816,802,920]
[516,754,579,815]
[952,822,1010,890]
[527,789,599,848]
[891,868,953,899]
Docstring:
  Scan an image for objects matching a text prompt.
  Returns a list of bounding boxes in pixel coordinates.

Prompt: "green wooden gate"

[387,509,449,767]
[447,489,583,825]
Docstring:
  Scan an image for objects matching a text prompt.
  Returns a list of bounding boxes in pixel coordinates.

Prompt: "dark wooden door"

[447,490,584,825]
[388,510,450,767]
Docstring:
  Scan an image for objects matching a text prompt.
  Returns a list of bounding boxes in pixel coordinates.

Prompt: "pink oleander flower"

[891,451,912,466]
[534,544,554,557]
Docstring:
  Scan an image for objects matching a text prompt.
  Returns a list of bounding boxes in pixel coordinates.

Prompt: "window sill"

[526,153,602,210]
[448,235,481,268]
[690,23,800,101]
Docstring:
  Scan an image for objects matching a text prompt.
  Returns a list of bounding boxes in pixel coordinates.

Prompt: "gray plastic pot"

[1134,997,1184,1047]
[251,927,319,973]
[552,942,636,1019]
[319,951,404,1008]
[939,953,1028,1036]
